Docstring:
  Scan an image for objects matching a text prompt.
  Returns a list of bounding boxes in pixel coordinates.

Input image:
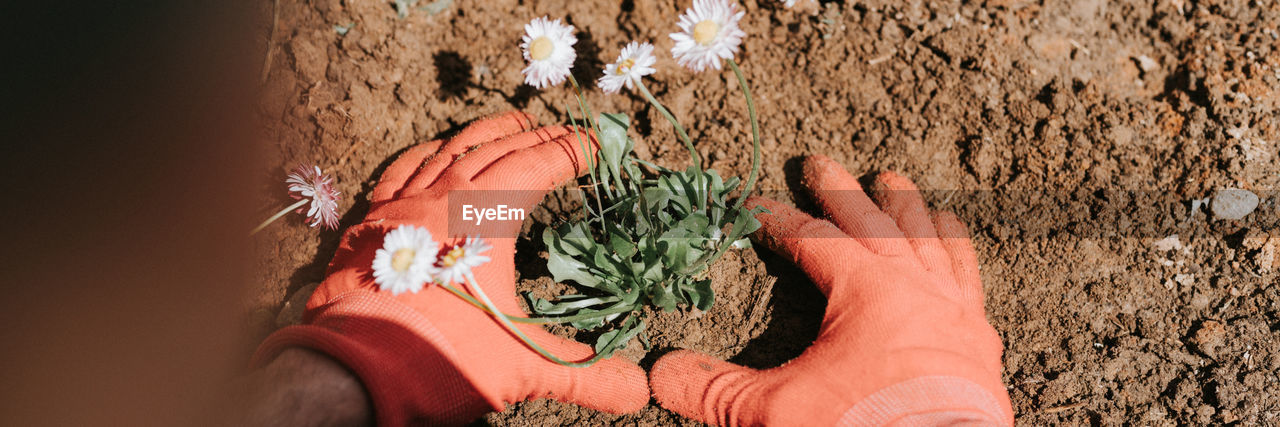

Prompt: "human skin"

[228,349,373,427]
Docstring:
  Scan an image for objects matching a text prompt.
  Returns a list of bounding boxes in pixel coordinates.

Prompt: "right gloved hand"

[649,155,1013,426]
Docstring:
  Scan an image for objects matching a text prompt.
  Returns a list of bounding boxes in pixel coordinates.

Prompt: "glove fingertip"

[540,354,649,414]
[592,357,651,413]
[651,350,756,425]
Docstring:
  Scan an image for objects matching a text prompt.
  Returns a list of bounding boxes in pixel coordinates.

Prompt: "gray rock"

[1211,188,1259,220]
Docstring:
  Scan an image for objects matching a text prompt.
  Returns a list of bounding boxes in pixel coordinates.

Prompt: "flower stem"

[564,105,608,224]
[727,59,761,213]
[461,273,610,367]
[634,78,701,171]
[688,59,764,273]
[439,283,632,324]
[567,75,616,200]
[250,199,309,235]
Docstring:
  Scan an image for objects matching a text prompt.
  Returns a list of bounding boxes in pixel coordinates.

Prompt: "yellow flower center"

[391,248,416,272]
[440,246,466,268]
[615,58,636,75]
[530,36,554,61]
[693,20,720,46]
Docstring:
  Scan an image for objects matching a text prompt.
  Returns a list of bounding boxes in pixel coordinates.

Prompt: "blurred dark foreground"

[0,2,261,425]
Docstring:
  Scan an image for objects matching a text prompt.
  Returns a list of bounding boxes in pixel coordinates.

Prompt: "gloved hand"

[650,155,1013,426]
[252,111,649,425]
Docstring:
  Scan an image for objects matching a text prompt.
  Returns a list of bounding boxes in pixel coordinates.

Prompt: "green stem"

[567,75,616,200]
[635,78,701,171]
[461,273,610,367]
[439,283,632,324]
[727,59,761,213]
[565,107,608,224]
[690,59,764,272]
[250,198,309,235]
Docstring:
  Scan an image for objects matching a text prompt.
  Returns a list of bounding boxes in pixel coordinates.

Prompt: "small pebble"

[1189,197,1210,216]
[1211,188,1259,220]
[1135,54,1159,72]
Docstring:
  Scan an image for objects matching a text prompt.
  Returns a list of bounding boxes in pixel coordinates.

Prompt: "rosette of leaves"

[529,113,764,359]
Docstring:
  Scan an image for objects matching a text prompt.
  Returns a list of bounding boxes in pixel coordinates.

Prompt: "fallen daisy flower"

[597,41,657,94]
[432,236,610,367]
[250,164,340,234]
[372,225,441,295]
[520,16,577,89]
[670,0,746,72]
[435,237,492,285]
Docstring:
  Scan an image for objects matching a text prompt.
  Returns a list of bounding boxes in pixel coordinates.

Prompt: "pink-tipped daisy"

[520,17,577,89]
[372,225,441,295]
[670,0,747,72]
[597,41,658,94]
[436,237,492,284]
[286,165,340,230]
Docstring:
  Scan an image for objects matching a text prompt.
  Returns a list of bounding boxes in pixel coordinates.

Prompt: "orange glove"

[650,155,1013,426]
[252,111,649,425]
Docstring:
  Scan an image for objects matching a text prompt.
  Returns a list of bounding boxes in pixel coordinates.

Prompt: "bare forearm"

[229,348,373,427]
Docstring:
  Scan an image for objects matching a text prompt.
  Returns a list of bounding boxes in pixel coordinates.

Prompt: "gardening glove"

[650,155,1013,426]
[252,111,649,425]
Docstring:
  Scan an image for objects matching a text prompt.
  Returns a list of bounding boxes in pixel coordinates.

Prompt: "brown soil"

[249,0,1280,424]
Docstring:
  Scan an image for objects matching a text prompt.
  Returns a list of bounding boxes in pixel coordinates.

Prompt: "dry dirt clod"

[1246,233,1278,274]
[1241,229,1269,250]
[1190,320,1227,359]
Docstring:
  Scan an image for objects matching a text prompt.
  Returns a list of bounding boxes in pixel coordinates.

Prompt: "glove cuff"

[837,376,1011,426]
[251,290,497,425]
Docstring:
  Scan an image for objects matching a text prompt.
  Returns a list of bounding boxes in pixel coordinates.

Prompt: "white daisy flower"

[597,41,658,94]
[669,0,747,72]
[372,225,440,295]
[436,237,492,284]
[520,17,577,89]
[780,0,797,7]
[286,165,341,230]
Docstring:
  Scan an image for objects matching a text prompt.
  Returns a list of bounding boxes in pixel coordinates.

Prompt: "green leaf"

[651,284,679,311]
[596,113,632,177]
[678,212,711,236]
[572,317,607,330]
[544,225,603,289]
[592,315,643,357]
[687,279,714,311]
[726,206,766,242]
[594,329,622,354]
[607,225,637,259]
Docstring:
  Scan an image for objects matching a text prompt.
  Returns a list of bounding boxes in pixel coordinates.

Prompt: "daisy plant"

[437,1,765,367]
[251,164,341,235]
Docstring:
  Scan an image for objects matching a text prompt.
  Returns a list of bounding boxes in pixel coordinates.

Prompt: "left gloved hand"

[253,111,649,425]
